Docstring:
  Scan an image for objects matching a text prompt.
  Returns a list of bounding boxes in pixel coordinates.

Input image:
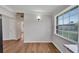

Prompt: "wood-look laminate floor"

[3,40,25,53]
[3,40,60,53]
[24,43,60,53]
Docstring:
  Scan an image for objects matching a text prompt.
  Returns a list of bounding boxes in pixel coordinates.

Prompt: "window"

[55,6,79,43]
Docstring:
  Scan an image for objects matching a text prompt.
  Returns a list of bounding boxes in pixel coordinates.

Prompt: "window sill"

[64,44,78,53]
[55,33,77,43]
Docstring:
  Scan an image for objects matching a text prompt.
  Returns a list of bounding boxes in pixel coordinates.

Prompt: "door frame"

[0,14,3,53]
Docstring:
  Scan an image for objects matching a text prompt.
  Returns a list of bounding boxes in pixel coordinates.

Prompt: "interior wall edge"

[51,41,63,53]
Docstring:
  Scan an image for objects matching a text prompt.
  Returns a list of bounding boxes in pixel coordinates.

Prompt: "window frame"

[54,6,79,43]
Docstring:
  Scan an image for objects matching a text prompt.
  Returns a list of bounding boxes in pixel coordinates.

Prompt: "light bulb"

[36,16,40,19]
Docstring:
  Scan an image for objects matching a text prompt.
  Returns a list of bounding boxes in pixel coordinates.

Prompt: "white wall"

[2,16,16,40]
[24,14,52,43]
[8,17,16,39]
[2,15,9,40]
[0,6,17,40]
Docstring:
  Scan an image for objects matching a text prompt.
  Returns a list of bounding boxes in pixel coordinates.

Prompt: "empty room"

[0,5,78,53]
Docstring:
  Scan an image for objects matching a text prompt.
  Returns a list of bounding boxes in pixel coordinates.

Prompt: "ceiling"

[7,5,70,15]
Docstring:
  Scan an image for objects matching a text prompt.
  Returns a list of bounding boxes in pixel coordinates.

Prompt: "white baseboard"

[3,38,17,40]
[24,41,52,43]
